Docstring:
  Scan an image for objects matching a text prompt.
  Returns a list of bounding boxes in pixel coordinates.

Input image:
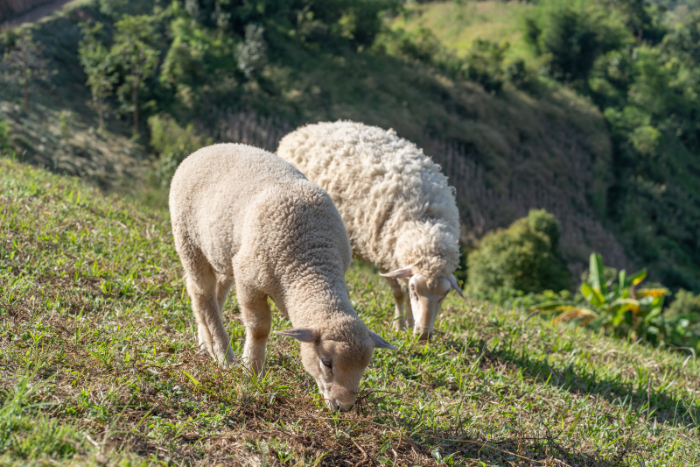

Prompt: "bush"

[148,114,213,187]
[667,290,700,318]
[462,39,508,93]
[467,209,571,294]
[0,117,10,150]
[533,254,700,350]
[525,0,627,83]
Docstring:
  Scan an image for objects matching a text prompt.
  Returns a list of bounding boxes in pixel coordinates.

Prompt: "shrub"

[462,39,508,93]
[0,117,10,150]
[533,253,700,350]
[524,0,627,83]
[148,114,213,187]
[467,209,571,294]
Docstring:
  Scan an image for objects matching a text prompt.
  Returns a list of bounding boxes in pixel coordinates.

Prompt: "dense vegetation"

[1,154,699,465]
[393,0,700,292]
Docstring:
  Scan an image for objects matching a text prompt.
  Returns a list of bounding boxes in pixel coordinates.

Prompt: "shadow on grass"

[475,337,700,429]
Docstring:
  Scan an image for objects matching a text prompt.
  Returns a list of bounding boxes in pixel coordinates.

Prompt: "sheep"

[169,143,396,411]
[277,121,464,341]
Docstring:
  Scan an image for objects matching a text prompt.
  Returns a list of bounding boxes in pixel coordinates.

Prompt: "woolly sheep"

[169,143,396,411]
[277,121,464,340]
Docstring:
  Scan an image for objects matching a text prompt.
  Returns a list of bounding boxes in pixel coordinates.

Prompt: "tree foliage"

[110,15,160,137]
[525,0,627,83]
[78,22,117,132]
[467,209,571,295]
[1,29,49,111]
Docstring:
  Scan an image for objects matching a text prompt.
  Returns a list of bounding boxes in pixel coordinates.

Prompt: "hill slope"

[0,0,633,279]
[1,155,699,465]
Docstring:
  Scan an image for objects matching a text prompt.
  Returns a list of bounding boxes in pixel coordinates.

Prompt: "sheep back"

[277,121,461,280]
[169,143,352,301]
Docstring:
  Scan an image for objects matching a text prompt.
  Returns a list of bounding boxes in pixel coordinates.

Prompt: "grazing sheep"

[277,121,464,340]
[169,143,396,411]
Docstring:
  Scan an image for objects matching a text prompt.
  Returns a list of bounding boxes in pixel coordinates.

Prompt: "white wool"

[277,121,461,283]
[169,143,395,411]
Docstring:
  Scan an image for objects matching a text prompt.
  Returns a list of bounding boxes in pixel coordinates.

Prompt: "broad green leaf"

[643,307,662,323]
[618,270,627,293]
[610,298,639,312]
[589,253,607,296]
[628,269,647,286]
[580,282,603,306]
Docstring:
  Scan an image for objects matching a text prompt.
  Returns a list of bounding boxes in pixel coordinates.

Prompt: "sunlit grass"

[390,0,537,63]
[1,156,698,465]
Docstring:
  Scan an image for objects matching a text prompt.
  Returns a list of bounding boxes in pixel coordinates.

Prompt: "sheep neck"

[281,270,356,329]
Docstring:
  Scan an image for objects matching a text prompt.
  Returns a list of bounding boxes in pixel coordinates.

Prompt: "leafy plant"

[533,253,700,350]
[467,209,571,295]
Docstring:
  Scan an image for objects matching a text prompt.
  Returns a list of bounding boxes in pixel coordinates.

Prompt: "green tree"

[467,209,571,294]
[78,22,117,132]
[524,1,626,83]
[110,15,160,137]
[1,29,49,111]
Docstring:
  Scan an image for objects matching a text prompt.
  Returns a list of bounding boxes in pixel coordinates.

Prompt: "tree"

[467,209,571,294]
[235,23,267,79]
[78,21,117,132]
[1,29,49,111]
[110,15,160,137]
[524,1,626,84]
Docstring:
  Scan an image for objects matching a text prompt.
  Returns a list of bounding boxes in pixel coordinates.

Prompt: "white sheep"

[169,143,396,411]
[277,121,464,340]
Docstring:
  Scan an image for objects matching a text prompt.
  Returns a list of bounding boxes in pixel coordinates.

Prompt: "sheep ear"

[380,266,415,279]
[369,330,398,350]
[448,274,465,300]
[274,328,318,343]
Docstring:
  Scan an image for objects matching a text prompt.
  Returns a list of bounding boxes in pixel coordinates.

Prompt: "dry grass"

[1,158,699,466]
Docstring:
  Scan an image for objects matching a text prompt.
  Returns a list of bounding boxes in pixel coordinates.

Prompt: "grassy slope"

[1,0,631,274]
[389,1,536,63]
[1,156,698,466]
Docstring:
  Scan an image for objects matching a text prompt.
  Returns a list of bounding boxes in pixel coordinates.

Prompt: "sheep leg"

[384,277,407,331]
[183,260,235,367]
[238,287,271,375]
[216,274,234,314]
[404,287,415,330]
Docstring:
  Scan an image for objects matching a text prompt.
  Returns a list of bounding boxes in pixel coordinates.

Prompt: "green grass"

[1,157,699,465]
[390,0,537,63]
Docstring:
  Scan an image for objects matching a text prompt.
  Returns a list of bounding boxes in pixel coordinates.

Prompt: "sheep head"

[382,267,465,341]
[275,326,396,411]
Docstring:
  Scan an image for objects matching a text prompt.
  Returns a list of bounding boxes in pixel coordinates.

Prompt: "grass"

[1,156,699,466]
[390,0,537,63]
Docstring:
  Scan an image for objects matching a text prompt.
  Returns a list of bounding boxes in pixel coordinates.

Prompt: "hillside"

[391,0,700,292]
[1,155,699,465]
[0,0,634,281]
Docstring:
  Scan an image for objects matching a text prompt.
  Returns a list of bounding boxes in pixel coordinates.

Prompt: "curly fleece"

[276,121,461,283]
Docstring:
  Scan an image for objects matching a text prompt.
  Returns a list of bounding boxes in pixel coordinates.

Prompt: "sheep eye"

[321,357,332,368]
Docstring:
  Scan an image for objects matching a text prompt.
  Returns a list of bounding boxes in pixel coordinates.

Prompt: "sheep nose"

[335,399,355,412]
[415,330,432,341]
